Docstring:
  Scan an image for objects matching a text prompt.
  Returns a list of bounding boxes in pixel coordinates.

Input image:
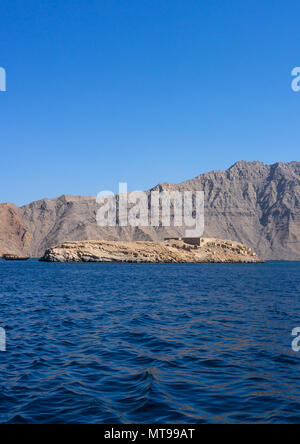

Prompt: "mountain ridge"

[0,161,299,260]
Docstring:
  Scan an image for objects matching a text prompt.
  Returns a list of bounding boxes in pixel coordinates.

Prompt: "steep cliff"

[0,161,299,260]
[0,203,32,257]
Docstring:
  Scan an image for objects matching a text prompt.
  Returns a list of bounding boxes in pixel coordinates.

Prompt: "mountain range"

[0,161,299,260]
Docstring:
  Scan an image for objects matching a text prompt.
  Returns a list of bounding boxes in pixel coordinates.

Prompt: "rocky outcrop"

[0,203,32,257]
[0,161,299,260]
[40,238,262,263]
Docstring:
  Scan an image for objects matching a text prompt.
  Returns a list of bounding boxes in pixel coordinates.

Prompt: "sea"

[0,260,300,424]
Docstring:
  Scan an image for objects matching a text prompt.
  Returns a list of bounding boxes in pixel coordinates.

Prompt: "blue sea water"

[0,260,300,424]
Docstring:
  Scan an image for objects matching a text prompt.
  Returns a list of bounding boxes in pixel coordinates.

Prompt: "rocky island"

[40,238,263,263]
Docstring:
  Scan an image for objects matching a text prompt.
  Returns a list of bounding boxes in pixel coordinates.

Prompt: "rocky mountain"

[0,203,32,257]
[0,161,299,260]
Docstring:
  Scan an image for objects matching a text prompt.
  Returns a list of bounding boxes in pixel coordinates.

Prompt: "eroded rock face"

[40,238,263,264]
[0,203,32,257]
[1,161,299,260]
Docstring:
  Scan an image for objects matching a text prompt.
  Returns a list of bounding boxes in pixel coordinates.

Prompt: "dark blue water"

[0,261,300,424]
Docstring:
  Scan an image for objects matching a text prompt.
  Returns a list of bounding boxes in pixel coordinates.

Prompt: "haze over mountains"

[0,161,299,260]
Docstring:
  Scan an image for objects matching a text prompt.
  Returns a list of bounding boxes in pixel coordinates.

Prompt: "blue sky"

[0,0,300,205]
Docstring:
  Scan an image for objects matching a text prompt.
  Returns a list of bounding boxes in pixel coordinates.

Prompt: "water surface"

[0,261,300,424]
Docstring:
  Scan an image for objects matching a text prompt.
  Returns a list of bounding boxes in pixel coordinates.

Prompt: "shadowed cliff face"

[0,203,32,257]
[0,161,299,260]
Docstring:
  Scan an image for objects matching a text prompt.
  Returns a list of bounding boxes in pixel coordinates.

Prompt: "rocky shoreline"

[40,238,264,264]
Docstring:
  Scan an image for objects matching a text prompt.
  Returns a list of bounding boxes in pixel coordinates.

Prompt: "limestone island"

[40,238,264,263]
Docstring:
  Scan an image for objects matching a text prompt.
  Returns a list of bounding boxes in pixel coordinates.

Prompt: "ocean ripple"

[0,261,300,423]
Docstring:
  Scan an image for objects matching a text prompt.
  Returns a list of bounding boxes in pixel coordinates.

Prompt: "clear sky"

[0,0,300,205]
